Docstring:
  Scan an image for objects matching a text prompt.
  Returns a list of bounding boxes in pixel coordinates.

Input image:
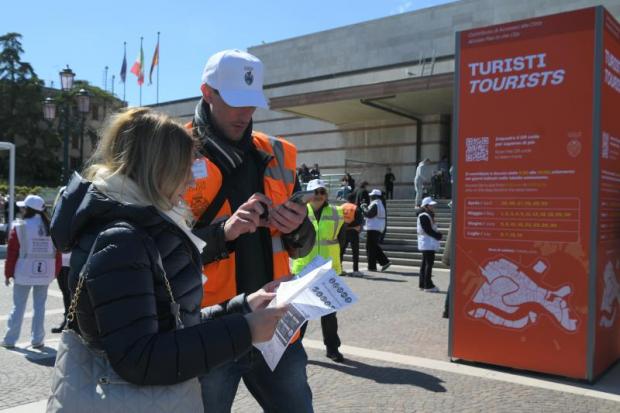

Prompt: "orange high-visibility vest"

[341,202,356,224]
[341,202,361,231]
[184,128,298,308]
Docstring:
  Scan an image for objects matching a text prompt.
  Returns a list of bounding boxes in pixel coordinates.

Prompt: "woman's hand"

[244,305,288,343]
[246,275,295,311]
[247,290,276,312]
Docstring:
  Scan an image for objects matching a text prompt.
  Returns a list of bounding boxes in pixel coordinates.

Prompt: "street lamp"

[42,65,90,184]
[76,89,90,165]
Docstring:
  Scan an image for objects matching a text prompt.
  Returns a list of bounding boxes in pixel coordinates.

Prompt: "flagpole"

[156,31,160,104]
[139,36,143,106]
[123,42,127,102]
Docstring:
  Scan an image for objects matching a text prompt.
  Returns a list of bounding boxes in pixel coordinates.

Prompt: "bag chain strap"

[66,230,180,327]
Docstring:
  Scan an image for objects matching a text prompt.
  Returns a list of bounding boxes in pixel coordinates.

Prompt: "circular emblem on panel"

[567,138,582,158]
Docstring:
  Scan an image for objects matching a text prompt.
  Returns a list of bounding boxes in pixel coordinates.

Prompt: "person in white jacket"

[417,197,443,292]
[414,158,435,207]
[2,195,60,349]
[362,189,391,272]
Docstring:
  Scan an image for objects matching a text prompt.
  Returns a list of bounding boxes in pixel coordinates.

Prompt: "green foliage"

[0,32,62,186]
[0,182,45,199]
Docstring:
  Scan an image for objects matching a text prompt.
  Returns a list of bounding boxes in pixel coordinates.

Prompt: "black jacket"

[50,174,252,385]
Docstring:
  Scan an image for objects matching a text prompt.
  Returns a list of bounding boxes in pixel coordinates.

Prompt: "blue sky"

[2,0,456,106]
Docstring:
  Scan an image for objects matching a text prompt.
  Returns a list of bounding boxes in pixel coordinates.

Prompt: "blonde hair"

[85,107,197,211]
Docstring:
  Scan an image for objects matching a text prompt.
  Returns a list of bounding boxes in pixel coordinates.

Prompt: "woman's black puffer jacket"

[51,174,252,385]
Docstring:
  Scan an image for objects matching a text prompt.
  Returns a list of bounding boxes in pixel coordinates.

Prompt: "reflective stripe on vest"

[292,204,344,274]
[265,138,296,185]
[183,128,298,308]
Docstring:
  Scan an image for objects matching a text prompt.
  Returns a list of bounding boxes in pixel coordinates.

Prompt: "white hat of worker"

[307,179,327,192]
[369,189,382,197]
[421,196,437,207]
[16,194,45,212]
[201,49,268,109]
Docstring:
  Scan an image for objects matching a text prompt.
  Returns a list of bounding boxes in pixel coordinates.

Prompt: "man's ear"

[200,84,213,103]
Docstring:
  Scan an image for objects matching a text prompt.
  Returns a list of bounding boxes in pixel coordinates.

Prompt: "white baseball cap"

[307,179,327,192]
[201,49,268,109]
[369,189,382,197]
[421,196,437,207]
[17,194,45,212]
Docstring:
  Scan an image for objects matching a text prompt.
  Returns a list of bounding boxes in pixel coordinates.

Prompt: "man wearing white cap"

[184,49,315,412]
[292,179,346,363]
[2,195,60,350]
[362,189,391,272]
[417,197,443,292]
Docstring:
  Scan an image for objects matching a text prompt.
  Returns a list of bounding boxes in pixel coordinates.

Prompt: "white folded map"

[254,256,358,371]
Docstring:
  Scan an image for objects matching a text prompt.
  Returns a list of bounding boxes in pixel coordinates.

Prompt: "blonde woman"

[48,108,286,411]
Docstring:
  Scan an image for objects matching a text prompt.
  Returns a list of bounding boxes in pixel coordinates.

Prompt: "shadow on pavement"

[4,345,57,367]
[358,275,408,283]
[309,358,446,392]
[455,358,620,396]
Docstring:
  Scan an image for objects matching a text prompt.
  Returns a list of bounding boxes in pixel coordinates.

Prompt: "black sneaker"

[380,262,392,272]
[326,349,344,363]
[51,320,66,334]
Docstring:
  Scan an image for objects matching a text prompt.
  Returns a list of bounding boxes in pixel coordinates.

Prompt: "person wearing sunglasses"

[292,179,347,363]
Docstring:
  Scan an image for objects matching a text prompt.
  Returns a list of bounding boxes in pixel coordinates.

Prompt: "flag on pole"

[149,39,159,85]
[130,44,144,85]
[120,47,127,83]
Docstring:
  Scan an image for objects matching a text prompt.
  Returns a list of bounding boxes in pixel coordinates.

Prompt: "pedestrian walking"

[50,187,71,334]
[340,193,364,276]
[384,167,396,199]
[354,181,370,207]
[46,108,287,412]
[442,222,453,318]
[310,163,321,180]
[292,179,346,363]
[184,49,315,413]
[346,172,356,192]
[417,197,443,292]
[414,158,434,207]
[362,189,391,272]
[2,195,60,350]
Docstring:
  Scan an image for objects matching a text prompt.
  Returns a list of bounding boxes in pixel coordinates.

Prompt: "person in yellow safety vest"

[292,179,347,363]
[339,192,365,277]
[184,49,316,413]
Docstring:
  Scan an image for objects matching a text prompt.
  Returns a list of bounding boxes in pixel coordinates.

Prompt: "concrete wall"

[153,0,620,199]
[249,0,620,88]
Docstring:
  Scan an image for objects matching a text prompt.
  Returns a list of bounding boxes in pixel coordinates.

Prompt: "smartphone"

[288,190,315,204]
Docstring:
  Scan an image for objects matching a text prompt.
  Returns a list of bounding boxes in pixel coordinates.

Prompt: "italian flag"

[130,45,144,85]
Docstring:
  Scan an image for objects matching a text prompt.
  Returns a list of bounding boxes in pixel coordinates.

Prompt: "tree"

[0,32,62,186]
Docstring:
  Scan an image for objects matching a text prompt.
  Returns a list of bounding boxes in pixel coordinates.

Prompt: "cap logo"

[244,66,254,85]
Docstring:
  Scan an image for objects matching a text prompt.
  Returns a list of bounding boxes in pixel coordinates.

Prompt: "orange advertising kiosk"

[450,6,620,381]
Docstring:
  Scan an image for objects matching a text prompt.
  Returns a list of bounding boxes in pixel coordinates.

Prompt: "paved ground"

[0,261,618,412]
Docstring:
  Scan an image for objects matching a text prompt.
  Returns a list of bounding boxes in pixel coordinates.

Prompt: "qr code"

[465,137,489,162]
